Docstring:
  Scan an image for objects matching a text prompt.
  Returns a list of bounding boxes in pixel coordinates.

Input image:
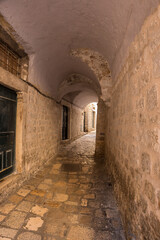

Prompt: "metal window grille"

[0,40,21,77]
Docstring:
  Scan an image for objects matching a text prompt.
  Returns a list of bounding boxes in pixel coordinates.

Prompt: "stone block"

[53,193,68,202]
[43,179,52,185]
[79,215,92,226]
[153,159,160,178]
[81,199,88,207]
[24,217,44,231]
[0,237,12,240]
[136,98,144,109]
[16,201,33,212]
[144,181,155,204]
[2,211,27,229]
[0,203,16,214]
[8,194,23,204]
[84,194,95,199]
[150,212,160,238]
[139,197,148,213]
[67,226,95,240]
[37,184,50,190]
[17,232,41,240]
[139,113,146,125]
[17,188,31,197]
[0,227,17,238]
[0,215,5,223]
[157,191,160,209]
[65,201,78,206]
[44,201,61,208]
[153,52,160,78]
[31,205,48,217]
[141,152,151,173]
[30,190,45,197]
[68,214,79,224]
[146,86,157,111]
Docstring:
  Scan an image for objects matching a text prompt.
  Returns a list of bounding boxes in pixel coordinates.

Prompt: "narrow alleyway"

[0,132,125,240]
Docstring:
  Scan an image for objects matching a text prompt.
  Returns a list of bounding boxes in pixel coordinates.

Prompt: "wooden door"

[0,84,17,179]
[62,106,68,140]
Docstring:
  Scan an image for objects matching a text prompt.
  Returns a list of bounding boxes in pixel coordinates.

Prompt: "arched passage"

[0,1,160,239]
[58,73,99,141]
[71,49,112,106]
[57,73,101,105]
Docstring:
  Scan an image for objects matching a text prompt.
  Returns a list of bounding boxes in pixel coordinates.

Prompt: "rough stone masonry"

[105,5,160,240]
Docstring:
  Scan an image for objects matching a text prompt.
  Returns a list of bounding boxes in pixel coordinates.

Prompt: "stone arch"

[57,73,101,102]
[71,89,98,109]
[71,48,112,106]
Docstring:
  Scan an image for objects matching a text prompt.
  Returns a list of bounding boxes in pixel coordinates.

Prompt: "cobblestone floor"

[0,132,126,240]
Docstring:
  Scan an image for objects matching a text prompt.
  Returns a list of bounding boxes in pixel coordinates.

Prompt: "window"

[0,39,21,77]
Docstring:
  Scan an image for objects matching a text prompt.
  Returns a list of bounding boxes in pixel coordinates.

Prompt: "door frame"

[0,67,28,177]
[61,100,71,141]
[0,84,17,179]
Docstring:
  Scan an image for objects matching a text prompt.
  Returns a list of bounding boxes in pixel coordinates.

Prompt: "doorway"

[62,105,69,140]
[0,84,17,179]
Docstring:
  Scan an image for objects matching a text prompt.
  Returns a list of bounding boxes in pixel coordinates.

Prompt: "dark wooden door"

[62,106,68,140]
[0,84,17,179]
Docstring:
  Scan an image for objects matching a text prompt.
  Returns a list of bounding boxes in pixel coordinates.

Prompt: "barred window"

[0,39,21,77]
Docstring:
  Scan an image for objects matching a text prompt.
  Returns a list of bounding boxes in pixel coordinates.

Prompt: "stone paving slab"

[0,132,126,239]
[2,211,27,229]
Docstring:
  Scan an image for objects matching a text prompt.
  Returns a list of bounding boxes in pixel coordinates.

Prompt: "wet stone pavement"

[0,132,126,240]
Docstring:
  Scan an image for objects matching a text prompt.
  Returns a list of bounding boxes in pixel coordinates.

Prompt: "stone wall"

[84,103,97,132]
[71,105,83,140]
[23,86,61,174]
[0,66,61,200]
[95,99,106,161]
[0,66,83,201]
[105,5,160,240]
[0,18,63,181]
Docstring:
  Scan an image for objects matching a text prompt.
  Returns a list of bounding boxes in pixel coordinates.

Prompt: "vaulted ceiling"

[0,0,159,107]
